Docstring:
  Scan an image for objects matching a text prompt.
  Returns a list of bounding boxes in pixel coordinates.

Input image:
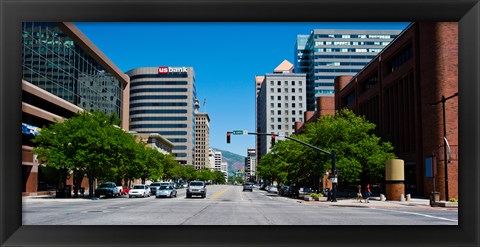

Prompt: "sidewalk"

[297,197,457,210]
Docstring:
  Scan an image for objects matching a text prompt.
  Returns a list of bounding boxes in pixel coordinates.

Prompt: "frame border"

[1,0,479,246]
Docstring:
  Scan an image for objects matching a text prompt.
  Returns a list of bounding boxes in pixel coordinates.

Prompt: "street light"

[431,92,458,201]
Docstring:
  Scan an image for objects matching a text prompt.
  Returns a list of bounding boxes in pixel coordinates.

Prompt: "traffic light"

[227,132,231,143]
[271,135,276,146]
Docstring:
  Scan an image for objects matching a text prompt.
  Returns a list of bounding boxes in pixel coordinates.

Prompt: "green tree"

[33,110,140,197]
[257,109,396,188]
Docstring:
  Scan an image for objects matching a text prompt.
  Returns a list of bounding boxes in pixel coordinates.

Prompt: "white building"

[256,60,306,160]
[245,147,256,182]
[214,151,222,171]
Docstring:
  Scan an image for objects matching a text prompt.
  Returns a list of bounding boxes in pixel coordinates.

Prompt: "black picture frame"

[1,0,479,246]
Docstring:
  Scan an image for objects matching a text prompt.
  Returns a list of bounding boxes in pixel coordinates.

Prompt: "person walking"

[365,183,372,203]
[356,185,364,203]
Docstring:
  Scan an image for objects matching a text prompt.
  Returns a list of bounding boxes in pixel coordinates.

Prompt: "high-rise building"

[21,22,130,195]
[214,151,222,171]
[254,75,265,171]
[126,66,197,166]
[296,29,401,111]
[208,148,216,170]
[194,99,211,170]
[256,60,306,160]
[245,147,256,182]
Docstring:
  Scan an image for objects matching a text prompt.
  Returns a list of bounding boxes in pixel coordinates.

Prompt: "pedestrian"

[356,185,364,203]
[365,184,371,203]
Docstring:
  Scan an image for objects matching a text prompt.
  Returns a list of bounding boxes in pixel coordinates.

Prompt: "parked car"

[120,187,131,195]
[278,185,291,197]
[186,181,206,198]
[156,185,177,198]
[128,184,151,198]
[260,184,268,191]
[288,186,299,198]
[267,185,278,193]
[243,182,253,192]
[95,182,120,198]
[149,182,162,195]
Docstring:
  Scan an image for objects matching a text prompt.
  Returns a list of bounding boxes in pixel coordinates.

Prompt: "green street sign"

[232,130,248,135]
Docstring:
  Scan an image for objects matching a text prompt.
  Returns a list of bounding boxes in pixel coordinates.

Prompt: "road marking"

[210,187,230,200]
[372,208,458,222]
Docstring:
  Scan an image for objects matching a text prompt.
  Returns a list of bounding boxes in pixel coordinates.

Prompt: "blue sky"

[75,22,410,156]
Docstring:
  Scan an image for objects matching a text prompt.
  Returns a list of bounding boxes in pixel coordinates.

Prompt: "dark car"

[243,182,253,192]
[288,186,300,198]
[278,185,291,197]
[95,182,120,198]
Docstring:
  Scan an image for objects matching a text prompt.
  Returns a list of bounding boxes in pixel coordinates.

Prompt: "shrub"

[449,198,458,202]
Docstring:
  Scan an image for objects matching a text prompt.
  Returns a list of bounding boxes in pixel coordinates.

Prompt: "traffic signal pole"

[232,131,338,202]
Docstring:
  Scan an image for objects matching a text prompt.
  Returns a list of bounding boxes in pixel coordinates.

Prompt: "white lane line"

[372,208,458,222]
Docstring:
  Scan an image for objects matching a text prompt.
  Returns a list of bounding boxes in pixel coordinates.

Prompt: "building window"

[278,125,282,129]
[292,81,295,86]
[278,118,281,122]
[277,110,281,114]
[277,96,281,100]
[292,103,296,108]
[270,81,274,86]
[292,110,296,115]
[292,118,296,122]
[292,88,295,93]
[277,81,281,85]
[277,88,281,93]
[277,103,281,107]
[292,96,295,100]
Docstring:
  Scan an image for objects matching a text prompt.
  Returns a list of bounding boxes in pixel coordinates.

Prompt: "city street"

[23,185,458,225]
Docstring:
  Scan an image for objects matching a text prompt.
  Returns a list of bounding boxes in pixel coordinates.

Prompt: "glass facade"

[22,22,123,117]
[295,29,402,111]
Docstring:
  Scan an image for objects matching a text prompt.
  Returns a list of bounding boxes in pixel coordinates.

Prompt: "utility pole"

[431,92,457,201]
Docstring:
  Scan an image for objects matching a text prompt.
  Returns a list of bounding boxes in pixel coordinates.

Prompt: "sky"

[75,22,410,156]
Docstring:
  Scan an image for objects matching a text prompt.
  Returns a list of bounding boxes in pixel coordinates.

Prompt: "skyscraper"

[194,99,211,170]
[296,29,401,111]
[126,66,197,166]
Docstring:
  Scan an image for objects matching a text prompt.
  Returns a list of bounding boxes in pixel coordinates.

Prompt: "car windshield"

[150,183,161,186]
[159,186,171,190]
[98,183,113,188]
[133,185,144,189]
[190,182,203,186]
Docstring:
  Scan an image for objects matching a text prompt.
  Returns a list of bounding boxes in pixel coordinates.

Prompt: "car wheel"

[129,195,132,198]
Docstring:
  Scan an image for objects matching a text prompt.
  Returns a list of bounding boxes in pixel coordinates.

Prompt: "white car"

[267,185,278,194]
[128,184,151,198]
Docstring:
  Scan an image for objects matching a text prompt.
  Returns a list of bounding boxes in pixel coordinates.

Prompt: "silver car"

[155,185,177,198]
[186,181,206,198]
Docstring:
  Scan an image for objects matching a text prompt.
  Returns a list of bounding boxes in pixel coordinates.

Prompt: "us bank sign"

[158,66,188,74]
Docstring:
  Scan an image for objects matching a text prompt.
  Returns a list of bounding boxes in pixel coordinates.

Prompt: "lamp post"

[431,92,458,201]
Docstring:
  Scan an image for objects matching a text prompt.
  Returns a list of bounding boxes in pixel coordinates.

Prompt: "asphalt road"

[22,185,458,225]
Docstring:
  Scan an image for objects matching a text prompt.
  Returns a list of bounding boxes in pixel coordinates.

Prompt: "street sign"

[331,177,338,183]
[232,130,248,135]
[278,132,285,140]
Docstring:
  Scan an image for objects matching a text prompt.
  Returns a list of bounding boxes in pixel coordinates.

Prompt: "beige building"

[194,99,211,170]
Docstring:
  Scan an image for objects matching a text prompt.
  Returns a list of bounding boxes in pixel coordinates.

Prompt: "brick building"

[295,22,458,200]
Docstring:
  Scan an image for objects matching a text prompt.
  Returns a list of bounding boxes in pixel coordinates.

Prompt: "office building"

[296,29,401,111]
[126,66,197,166]
[245,147,257,182]
[256,60,306,160]
[295,22,458,200]
[214,151,222,171]
[21,22,130,195]
[194,99,211,170]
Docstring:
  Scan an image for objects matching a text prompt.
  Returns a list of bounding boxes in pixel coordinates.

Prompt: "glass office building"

[295,29,402,111]
[126,67,197,166]
[22,22,124,117]
[21,22,130,195]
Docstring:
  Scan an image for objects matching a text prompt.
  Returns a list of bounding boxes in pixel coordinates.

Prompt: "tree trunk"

[88,173,94,198]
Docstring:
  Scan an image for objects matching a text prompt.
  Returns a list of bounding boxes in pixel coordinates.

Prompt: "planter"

[313,197,320,201]
[304,196,311,201]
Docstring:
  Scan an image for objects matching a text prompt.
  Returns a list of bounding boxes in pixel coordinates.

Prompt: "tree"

[33,110,141,197]
[257,109,396,188]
